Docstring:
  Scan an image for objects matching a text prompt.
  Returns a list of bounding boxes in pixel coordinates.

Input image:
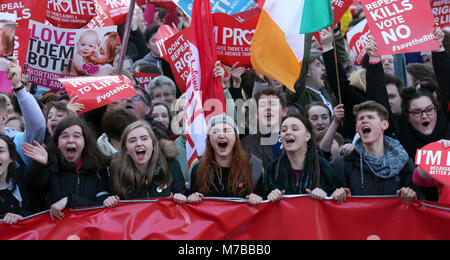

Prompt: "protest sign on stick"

[58,75,137,114]
[26,20,117,91]
[360,0,440,55]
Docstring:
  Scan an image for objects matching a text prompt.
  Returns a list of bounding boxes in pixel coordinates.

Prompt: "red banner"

[361,0,440,55]
[58,75,137,114]
[1,197,449,240]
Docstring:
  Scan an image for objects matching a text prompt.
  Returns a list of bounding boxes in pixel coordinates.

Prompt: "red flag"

[185,0,225,168]
[190,0,225,118]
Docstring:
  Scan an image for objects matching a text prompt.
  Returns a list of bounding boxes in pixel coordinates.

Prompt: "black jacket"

[26,155,110,212]
[332,150,417,197]
[110,159,187,200]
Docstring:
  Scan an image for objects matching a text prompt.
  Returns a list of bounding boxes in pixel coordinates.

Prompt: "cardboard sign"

[331,0,353,26]
[162,27,191,93]
[26,20,117,91]
[58,75,137,114]
[361,0,440,55]
[416,142,450,188]
[213,12,258,67]
[347,19,370,66]
[173,0,257,18]
[47,0,97,29]
[133,72,161,90]
[430,0,450,31]
[0,0,47,70]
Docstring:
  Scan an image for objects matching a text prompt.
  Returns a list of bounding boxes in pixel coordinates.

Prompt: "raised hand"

[22,140,48,165]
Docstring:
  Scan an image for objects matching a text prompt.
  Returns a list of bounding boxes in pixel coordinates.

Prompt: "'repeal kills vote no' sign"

[416,142,450,187]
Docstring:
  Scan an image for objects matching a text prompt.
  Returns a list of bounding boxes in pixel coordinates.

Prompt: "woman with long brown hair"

[103,120,186,207]
[187,114,264,205]
[264,113,343,202]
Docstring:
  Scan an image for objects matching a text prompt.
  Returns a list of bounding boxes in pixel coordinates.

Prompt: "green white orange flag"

[251,0,333,91]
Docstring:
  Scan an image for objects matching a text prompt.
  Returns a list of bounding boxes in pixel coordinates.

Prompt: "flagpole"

[332,31,342,105]
[116,0,137,75]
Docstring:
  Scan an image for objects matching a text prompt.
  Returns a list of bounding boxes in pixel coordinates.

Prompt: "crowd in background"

[0,2,450,225]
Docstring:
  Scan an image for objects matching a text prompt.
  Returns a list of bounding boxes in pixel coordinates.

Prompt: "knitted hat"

[207,114,239,135]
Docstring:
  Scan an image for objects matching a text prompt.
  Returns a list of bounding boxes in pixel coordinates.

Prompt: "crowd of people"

[1,3,450,225]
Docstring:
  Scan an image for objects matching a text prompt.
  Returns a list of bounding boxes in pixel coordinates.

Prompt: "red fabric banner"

[1,197,449,240]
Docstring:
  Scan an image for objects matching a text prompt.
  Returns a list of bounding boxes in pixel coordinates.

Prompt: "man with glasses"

[332,101,418,204]
[121,86,153,123]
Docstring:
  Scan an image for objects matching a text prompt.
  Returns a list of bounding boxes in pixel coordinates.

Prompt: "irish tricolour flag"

[251,0,333,91]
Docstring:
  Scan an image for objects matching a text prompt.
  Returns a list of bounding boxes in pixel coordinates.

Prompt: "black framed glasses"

[408,105,436,118]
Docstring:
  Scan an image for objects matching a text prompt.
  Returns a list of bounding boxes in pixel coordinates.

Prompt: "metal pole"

[116,0,137,74]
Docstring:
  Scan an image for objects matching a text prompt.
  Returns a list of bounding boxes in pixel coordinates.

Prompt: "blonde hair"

[349,69,366,93]
[112,120,172,199]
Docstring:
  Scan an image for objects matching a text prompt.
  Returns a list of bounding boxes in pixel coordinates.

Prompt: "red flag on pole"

[185,0,226,169]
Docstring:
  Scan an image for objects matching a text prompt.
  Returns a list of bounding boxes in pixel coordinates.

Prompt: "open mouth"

[285,138,296,144]
[218,141,229,149]
[422,121,430,127]
[362,126,372,134]
[136,149,146,160]
[66,147,77,159]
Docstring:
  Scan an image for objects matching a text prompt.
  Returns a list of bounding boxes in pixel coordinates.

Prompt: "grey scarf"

[354,136,409,179]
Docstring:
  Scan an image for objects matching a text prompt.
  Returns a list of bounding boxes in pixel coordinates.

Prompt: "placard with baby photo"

[0,12,16,93]
[25,20,117,91]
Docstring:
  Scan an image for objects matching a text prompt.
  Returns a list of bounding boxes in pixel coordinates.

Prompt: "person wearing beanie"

[185,114,265,205]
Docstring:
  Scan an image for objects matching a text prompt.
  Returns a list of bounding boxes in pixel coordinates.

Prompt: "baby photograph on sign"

[25,20,117,91]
